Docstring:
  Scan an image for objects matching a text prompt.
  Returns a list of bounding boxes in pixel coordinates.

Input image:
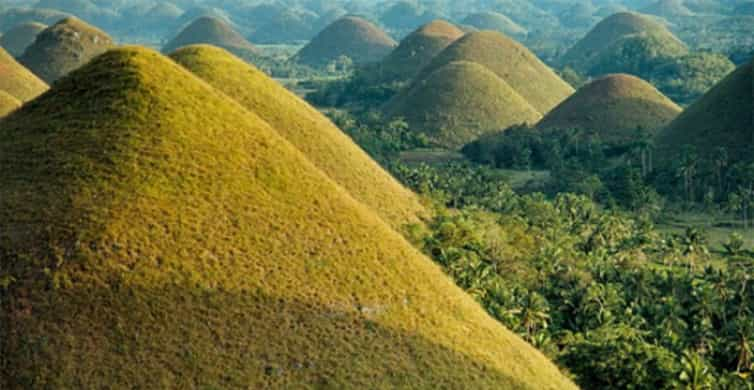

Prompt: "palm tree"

[678,350,714,389]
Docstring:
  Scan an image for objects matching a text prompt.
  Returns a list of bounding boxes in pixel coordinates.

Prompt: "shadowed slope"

[0,47,47,101]
[0,22,46,57]
[656,60,753,162]
[0,46,576,389]
[379,20,465,82]
[170,44,425,227]
[0,90,20,117]
[538,74,681,143]
[295,16,397,67]
[419,31,574,115]
[162,16,258,56]
[386,61,541,149]
[18,17,113,83]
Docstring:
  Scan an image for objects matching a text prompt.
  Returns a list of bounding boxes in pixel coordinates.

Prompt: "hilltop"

[385,60,541,148]
[561,12,687,75]
[0,22,46,57]
[0,7,70,31]
[162,16,258,58]
[18,17,113,83]
[538,73,681,143]
[169,44,425,227]
[0,46,577,389]
[378,19,464,82]
[0,47,48,101]
[419,31,574,115]
[0,90,20,117]
[655,60,753,162]
[461,11,527,36]
[295,16,397,67]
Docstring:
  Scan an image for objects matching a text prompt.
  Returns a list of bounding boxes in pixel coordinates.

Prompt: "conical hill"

[538,73,681,143]
[461,11,527,36]
[0,22,46,57]
[295,16,397,67]
[419,31,574,115]
[0,46,48,101]
[162,16,258,57]
[0,46,577,389]
[169,44,425,227]
[385,60,542,149]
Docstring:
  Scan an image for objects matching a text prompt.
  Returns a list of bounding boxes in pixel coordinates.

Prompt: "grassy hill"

[378,19,464,82]
[0,7,70,31]
[0,22,46,57]
[640,0,694,18]
[538,73,681,143]
[0,47,47,101]
[169,44,426,228]
[562,12,687,74]
[462,11,527,36]
[419,31,574,115]
[0,46,576,389]
[18,17,113,83]
[0,90,20,117]
[162,16,259,58]
[655,60,753,162]
[295,16,397,67]
[385,60,541,149]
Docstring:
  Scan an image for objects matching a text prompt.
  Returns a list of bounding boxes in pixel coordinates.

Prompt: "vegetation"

[0,46,48,102]
[0,22,46,57]
[0,90,20,117]
[461,11,527,37]
[161,16,258,57]
[0,46,577,389]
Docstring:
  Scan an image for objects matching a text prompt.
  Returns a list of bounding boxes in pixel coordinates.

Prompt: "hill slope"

[162,16,258,57]
[295,16,397,67]
[461,11,527,36]
[169,44,425,228]
[0,46,577,389]
[538,73,681,143]
[562,12,687,74]
[379,19,464,82]
[18,17,113,83]
[386,60,542,148]
[0,47,48,101]
[419,31,574,115]
[0,22,46,57]
[655,60,753,162]
[0,90,20,117]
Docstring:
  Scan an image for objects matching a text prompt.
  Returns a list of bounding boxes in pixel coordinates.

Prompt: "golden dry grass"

[0,90,20,117]
[0,46,577,389]
[0,47,48,102]
[162,16,258,55]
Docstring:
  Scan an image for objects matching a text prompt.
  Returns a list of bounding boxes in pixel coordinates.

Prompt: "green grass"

[419,31,574,115]
[295,16,397,67]
[657,212,754,252]
[0,46,576,389]
[170,44,426,228]
[0,47,48,102]
[386,60,542,149]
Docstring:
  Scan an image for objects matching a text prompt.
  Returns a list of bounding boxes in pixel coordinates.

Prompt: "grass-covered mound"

[385,60,541,149]
[0,90,20,117]
[169,44,425,227]
[561,12,687,75]
[18,17,113,83]
[461,11,527,36]
[0,47,47,102]
[538,73,681,143]
[378,19,464,82]
[295,16,397,67]
[0,22,46,57]
[162,16,258,58]
[419,31,574,115]
[0,46,577,389]
[655,60,753,162]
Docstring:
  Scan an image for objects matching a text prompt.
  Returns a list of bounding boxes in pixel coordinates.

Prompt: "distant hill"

[0,90,20,117]
[419,31,574,115]
[169,44,426,227]
[18,17,113,83]
[0,47,47,101]
[0,7,70,31]
[0,22,46,57]
[655,60,753,162]
[0,46,577,390]
[562,12,688,75]
[295,16,397,67]
[380,1,440,31]
[538,73,681,143]
[378,19,464,82]
[640,0,694,18]
[461,11,527,36]
[162,16,258,58]
[385,60,541,148]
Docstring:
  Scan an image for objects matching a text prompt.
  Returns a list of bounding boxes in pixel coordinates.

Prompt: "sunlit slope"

[538,73,681,143]
[386,60,541,148]
[0,47,577,389]
[170,44,425,227]
[419,31,574,114]
[0,90,20,117]
[0,47,47,101]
